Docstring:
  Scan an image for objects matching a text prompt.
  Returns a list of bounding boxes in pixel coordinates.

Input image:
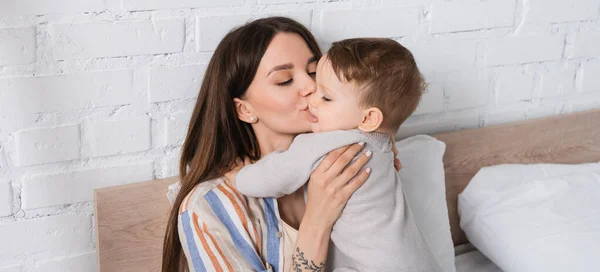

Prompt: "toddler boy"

[236,38,441,272]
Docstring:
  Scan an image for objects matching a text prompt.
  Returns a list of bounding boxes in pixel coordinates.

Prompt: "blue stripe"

[205,191,266,271]
[264,198,280,272]
[181,211,207,272]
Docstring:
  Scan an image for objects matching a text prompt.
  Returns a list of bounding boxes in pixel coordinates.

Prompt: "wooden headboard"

[94,176,177,271]
[94,109,600,271]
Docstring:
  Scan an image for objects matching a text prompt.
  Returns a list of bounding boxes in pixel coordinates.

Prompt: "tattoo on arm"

[292,247,326,272]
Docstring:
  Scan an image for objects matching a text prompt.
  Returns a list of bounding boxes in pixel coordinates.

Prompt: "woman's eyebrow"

[266,56,318,77]
[267,63,293,76]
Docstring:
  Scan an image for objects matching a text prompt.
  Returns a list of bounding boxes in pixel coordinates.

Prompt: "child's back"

[325,131,440,271]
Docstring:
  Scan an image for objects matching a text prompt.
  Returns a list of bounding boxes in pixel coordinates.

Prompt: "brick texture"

[51,20,185,60]
[15,125,80,166]
[486,35,564,66]
[0,27,36,66]
[0,182,12,217]
[91,118,152,157]
[430,0,516,34]
[0,70,134,115]
[22,163,154,209]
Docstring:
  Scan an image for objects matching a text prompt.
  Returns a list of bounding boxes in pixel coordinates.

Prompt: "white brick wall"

[493,66,536,105]
[0,27,36,66]
[258,0,316,4]
[398,114,481,139]
[0,265,22,272]
[0,215,93,262]
[22,163,154,209]
[0,0,106,16]
[407,39,478,74]
[148,65,205,103]
[582,60,600,93]
[414,83,444,115]
[51,20,185,60]
[485,35,565,66]
[540,62,578,98]
[0,0,599,270]
[527,0,599,24]
[196,11,312,52]
[91,118,152,156]
[0,182,12,216]
[316,7,420,42]
[165,111,193,146]
[573,31,600,58]
[445,70,491,110]
[33,252,96,272]
[430,0,516,34]
[0,70,134,115]
[121,0,243,11]
[15,125,80,166]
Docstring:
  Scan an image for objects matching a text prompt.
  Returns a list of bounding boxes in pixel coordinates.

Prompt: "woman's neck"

[254,128,297,158]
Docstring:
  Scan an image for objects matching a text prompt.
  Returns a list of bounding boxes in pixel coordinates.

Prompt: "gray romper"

[236,130,442,272]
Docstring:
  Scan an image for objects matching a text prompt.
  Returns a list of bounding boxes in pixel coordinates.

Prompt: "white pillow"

[396,135,455,272]
[459,163,600,272]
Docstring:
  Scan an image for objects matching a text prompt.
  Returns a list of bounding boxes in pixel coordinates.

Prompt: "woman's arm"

[291,143,372,272]
[178,178,270,272]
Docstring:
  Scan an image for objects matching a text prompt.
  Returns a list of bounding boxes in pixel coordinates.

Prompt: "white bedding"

[459,163,600,272]
[454,244,502,272]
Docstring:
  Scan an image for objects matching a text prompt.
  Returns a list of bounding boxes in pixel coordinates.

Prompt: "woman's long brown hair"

[162,17,322,271]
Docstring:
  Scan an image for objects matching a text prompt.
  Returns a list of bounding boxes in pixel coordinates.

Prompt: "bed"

[94,109,600,271]
[434,109,600,271]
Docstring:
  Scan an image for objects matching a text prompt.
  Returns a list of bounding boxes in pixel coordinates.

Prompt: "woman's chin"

[293,119,313,134]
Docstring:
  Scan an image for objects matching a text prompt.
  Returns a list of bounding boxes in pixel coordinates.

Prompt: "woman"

[162,17,401,271]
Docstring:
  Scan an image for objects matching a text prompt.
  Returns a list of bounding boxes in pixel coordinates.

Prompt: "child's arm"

[235,130,365,198]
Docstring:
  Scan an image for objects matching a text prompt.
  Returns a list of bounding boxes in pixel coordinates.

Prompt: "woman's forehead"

[259,32,314,70]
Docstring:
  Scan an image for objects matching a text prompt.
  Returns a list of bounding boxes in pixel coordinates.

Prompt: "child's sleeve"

[235,131,364,198]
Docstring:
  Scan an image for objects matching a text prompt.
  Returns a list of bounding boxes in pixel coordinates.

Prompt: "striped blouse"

[178,177,293,272]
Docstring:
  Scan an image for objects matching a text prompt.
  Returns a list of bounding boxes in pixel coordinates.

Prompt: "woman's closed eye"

[321,95,332,102]
[308,71,316,78]
[277,78,293,86]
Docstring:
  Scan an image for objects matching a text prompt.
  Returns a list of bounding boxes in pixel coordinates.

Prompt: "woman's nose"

[299,76,316,97]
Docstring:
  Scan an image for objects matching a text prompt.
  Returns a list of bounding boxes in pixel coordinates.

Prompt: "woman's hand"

[303,142,372,231]
[291,143,372,271]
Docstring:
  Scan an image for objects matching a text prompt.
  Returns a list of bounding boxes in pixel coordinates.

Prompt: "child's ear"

[358,107,384,132]
[233,98,256,124]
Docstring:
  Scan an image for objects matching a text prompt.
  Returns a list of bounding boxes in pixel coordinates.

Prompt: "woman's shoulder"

[177,177,280,272]
[179,177,227,213]
[178,176,267,217]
